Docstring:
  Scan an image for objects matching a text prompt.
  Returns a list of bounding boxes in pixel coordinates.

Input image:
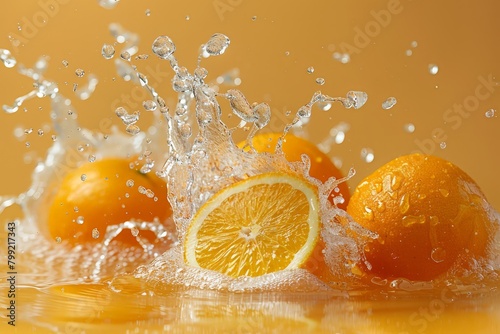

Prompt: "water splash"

[4,32,494,293]
[131,33,376,290]
[0,47,174,281]
[2,56,58,113]
[110,23,140,83]
[0,49,16,68]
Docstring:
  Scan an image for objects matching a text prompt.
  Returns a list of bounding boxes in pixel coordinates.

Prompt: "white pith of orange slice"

[184,172,321,277]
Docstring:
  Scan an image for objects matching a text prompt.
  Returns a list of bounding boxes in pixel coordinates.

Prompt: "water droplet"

[391,172,404,191]
[75,68,85,77]
[126,179,135,187]
[76,216,85,225]
[402,215,426,227]
[62,60,69,67]
[431,247,446,263]
[37,129,44,136]
[81,174,87,181]
[410,41,418,48]
[180,123,192,138]
[439,141,447,149]
[361,148,375,163]
[88,155,96,163]
[428,64,439,75]
[0,49,16,68]
[55,237,62,243]
[101,44,115,59]
[120,51,131,61]
[186,15,190,21]
[145,9,151,16]
[226,89,257,122]
[297,105,311,118]
[131,227,139,237]
[382,97,397,110]
[399,193,410,214]
[251,15,257,21]
[405,49,413,56]
[318,102,332,111]
[115,107,140,125]
[99,0,120,9]
[135,54,149,60]
[306,66,314,74]
[152,35,176,59]
[284,51,290,56]
[203,33,230,56]
[363,206,374,221]
[333,52,350,64]
[345,91,368,109]
[315,78,325,85]
[143,100,157,111]
[194,67,208,79]
[429,216,440,228]
[115,106,127,117]
[485,108,496,118]
[376,201,386,212]
[404,123,415,133]
[126,124,141,135]
[92,228,100,239]
[439,189,449,198]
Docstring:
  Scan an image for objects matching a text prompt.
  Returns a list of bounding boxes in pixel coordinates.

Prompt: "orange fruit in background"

[184,172,321,277]
[47,157,172,245]
[346,153,498,281]
[240,133,350,210]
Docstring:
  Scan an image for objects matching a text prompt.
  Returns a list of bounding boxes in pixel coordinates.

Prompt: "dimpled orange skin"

[347,153,497,281]
[47,158,172,245]
[241,133,350,210]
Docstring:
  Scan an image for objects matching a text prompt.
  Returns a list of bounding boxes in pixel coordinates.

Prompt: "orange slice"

[184,172,321,277]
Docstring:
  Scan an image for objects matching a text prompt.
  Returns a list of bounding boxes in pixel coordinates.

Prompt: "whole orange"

[47,157,172,245]
[240,132,350,210]
[347,153,497,281]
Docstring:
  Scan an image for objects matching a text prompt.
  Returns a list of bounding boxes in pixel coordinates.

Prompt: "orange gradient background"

[0,2,500,333]
[0,1,499,211]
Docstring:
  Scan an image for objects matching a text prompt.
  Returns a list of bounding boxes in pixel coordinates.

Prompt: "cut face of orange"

[184,172,321,278]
